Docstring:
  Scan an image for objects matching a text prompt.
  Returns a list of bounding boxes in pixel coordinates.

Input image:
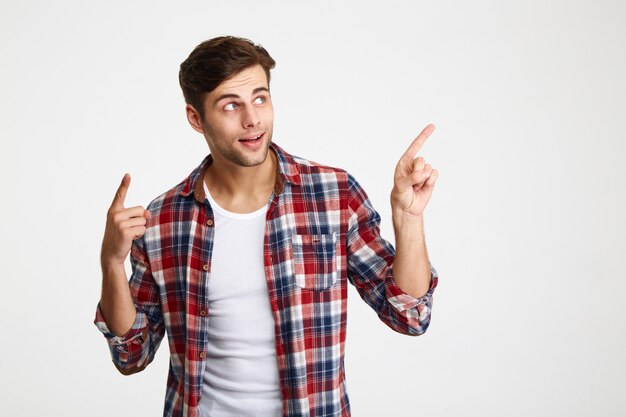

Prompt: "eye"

[254,96,266,104]
[224,102,237,111]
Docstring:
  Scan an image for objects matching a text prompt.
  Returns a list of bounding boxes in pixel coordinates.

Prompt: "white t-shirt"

[199,181,282,417]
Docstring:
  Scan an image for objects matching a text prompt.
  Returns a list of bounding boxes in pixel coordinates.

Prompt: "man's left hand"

[390,123,439,218]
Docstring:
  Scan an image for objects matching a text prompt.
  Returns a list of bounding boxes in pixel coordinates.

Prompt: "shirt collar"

[180,142,302,203]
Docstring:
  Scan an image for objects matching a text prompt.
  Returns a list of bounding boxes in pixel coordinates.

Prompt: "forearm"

[391,211,431,298]
[99,261,137,337]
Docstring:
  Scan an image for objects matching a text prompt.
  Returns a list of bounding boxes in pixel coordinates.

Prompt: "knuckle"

[112,212,124,223]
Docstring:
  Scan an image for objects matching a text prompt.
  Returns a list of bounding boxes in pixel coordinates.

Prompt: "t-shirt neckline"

[203,180,268,220]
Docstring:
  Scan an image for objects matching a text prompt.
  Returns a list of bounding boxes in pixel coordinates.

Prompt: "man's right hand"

[101,173,151,267]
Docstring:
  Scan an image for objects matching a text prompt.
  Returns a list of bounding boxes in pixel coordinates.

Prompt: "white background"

[1,1,625,416]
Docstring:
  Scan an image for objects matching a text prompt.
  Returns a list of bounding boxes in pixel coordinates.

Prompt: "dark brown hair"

[179,36,276,117]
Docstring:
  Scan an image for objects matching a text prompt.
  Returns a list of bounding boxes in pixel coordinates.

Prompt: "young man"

[95,36,439,417]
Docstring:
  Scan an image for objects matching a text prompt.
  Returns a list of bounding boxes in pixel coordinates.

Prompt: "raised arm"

[94,174,164,375]
[99,173,149,335]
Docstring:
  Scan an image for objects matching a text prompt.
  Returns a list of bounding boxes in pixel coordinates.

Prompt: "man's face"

[193,64,274,168]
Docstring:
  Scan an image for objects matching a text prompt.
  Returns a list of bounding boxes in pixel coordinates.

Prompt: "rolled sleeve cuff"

[385,262,439,323]
[94,302,149,347]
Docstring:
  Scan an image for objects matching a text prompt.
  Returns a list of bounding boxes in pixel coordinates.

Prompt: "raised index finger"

[401,123,436,161]
[110,173,130,210]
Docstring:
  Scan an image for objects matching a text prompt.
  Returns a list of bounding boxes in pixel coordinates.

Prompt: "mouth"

[238,132,265,145]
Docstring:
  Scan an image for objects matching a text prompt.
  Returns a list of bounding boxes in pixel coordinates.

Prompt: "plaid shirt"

[95,142,438,417]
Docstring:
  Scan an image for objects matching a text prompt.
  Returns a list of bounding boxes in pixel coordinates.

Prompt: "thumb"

[110,173,130,210]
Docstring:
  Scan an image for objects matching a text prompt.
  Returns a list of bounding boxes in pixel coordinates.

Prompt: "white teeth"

[240,133,263,142]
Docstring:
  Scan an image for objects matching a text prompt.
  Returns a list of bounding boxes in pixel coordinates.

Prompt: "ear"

[186,104,205,134]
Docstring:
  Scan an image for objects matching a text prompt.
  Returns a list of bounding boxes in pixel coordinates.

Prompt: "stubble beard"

[205,124,273,168]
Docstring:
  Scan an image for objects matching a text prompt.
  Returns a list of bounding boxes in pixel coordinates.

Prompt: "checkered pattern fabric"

[95,142,438,417]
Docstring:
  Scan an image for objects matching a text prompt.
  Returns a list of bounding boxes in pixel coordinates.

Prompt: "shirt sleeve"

[93,231,165,375]
[345,173,438,336]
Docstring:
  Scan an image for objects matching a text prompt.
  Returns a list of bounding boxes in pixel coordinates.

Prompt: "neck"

[204,146,278,200]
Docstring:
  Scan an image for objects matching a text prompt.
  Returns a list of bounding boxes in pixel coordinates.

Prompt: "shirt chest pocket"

[291,232,338,290]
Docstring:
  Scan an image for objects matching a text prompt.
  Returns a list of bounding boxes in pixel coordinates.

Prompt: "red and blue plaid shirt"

[95,142,438,417]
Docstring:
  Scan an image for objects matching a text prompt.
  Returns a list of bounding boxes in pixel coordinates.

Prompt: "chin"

[237,148,270,167]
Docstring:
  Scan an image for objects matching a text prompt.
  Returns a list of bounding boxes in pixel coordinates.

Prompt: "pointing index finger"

[402,123,435,161]
[110,173,130,210]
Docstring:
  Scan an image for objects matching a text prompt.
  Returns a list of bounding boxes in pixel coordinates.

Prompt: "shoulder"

[284,148,353,186]
[297,155,346,175]
[144,157,208,218]
[291,152,365,195]
[284,151,373,220]
[145,180,186,213]
[275,143,371,204]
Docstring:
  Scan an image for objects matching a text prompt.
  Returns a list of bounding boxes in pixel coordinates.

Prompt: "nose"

[241,104,260,128]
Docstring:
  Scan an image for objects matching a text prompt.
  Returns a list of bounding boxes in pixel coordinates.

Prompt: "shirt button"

[206,219,213,226]
[200,310,206,317]
[203,264,209,271]
[199,352,206,359]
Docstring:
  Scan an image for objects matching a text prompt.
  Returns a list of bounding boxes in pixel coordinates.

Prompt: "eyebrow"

[213,87,270,106]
